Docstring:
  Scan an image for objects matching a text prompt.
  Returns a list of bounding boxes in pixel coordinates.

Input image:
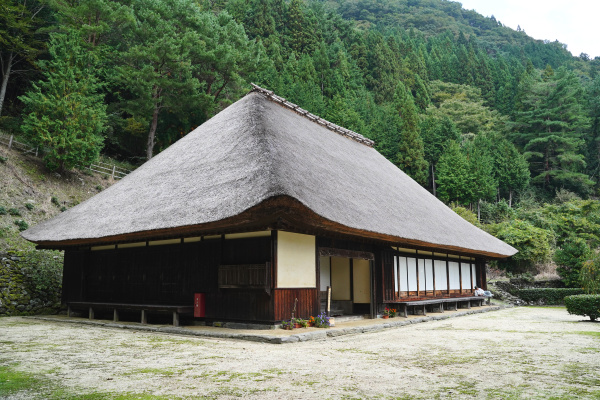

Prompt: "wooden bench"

[389,296,487,318]
[67,302,194,327]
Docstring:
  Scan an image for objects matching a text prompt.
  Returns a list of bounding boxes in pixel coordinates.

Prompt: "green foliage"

[20,249,64,293]
[51,196,60,207]
[24,203,34,210]
[564,294,600,321]
[554,239,592,287]
[451,205,481,228]
[394,82,428,185]
[8,208,20,216]
[436,140,471,205]
[580,255,600,295]
[517,288,584,305]
[487,219,553,273]
[20,31,106,171]
[13,219,28,231]
[513,67,593,196]
[0,206,6,215]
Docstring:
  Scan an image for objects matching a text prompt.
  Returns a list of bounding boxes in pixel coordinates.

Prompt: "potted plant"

[388,307,397,318]
[314,313,331,328]
[382,307,391,319]
[294,318,308,328]
[281,319,294,330]
[308,316,316,327]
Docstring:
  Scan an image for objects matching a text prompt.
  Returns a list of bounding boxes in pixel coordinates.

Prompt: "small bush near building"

[517,288,584,305]
[564,294,600,321]
[13,220,29,231]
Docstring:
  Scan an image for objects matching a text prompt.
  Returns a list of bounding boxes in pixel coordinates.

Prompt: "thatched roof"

[22,85,517,258]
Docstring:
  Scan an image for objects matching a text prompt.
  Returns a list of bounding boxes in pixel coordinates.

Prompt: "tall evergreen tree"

[513,67,594,196]
[420,115,459,196]
[394,82,428,186]
[20,31,106,171]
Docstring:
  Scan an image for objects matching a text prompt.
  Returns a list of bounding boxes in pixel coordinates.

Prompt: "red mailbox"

[194,293,205,318]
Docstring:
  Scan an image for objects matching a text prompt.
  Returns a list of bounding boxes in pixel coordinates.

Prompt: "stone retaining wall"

[0,251,62,316]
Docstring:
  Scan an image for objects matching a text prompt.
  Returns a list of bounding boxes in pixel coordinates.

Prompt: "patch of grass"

[570,331,600,338]
[8,208,20,216]
[0,364,43,396]
[0,206,6,215]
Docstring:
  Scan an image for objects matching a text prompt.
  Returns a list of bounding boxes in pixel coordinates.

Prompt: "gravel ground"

[1,307,599,399]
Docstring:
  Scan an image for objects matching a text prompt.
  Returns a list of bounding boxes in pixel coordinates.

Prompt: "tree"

[580,255,600,295]
[513,67,594,196]
[0,0,45,116]
[116,0,258,159]
[394,82,428,185]
[554,238,591,288]
[486,219,553,274]
[436,140,471,205]
[20,31,106,171]
[488,133,530,205]
[420,115,459,196]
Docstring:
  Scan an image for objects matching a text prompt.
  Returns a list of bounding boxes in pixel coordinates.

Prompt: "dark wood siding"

[273,288,319,320]
[63,235,277,321]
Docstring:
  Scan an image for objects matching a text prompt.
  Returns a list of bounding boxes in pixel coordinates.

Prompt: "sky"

[457,0,600,59]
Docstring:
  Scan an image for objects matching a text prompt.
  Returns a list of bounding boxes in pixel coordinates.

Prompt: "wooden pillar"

[173,311,179,327]
[141,309,147,324]
[8,135,13,150]
[88,307,94,320]
[113,309,119,322]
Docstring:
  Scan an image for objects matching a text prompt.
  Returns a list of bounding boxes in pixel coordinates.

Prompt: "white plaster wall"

[276,231,316,288]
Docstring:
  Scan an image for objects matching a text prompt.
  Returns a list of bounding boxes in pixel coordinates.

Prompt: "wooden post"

[35,147,38,157]
[141,309,147,324]
[326,286,331,316]
[173,311,179,327]
[111,165,116,179]
[113,309,119,322]
[67,305,72,317]
[402,304,407,318]
[8,135,13,150]
[88,307,94,320]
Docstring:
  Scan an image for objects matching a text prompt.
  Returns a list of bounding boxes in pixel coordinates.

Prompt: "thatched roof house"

[23,85,515,324]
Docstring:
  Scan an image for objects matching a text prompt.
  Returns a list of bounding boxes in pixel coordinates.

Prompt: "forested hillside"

[1,0,599,281]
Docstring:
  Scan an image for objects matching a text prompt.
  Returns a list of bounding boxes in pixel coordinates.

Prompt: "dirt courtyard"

[1,307,599,399]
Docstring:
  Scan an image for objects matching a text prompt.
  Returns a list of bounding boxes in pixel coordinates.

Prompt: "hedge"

[516,288,584,305]
[564,295,600,321]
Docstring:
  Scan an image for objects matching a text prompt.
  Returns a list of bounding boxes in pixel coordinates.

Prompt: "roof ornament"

[250,83,375,148]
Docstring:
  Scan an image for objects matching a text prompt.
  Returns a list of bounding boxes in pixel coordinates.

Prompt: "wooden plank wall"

[273,288,319,320]
[63,236,277,321]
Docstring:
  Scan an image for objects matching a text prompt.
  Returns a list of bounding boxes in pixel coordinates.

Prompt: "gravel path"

[1,307,599,399]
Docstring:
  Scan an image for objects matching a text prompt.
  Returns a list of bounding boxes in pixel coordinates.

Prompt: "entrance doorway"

[319,256,371,315]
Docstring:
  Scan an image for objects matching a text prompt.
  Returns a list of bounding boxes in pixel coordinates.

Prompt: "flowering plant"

[314,313,331,328]
[309,316,316,326]
[281,319,294,330]
[383,307,397,317]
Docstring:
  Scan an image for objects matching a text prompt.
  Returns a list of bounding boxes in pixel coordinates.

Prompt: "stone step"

[333,315,367,323]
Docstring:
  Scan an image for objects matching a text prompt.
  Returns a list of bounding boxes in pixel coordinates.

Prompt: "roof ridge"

[249,83,375,148]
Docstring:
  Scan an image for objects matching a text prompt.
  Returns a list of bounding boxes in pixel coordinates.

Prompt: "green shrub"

[0,206,6,215]
[20,249,64,294]
[60,206,67,212]
[0,155,7,163]
[8,208,21,216]
[580,255,600,294]
[25,203,34,210]
[517,288,584,305]
[51,196,60,207]
[13,219,29,231]
[565,294,600,321]
[554,238,592,287]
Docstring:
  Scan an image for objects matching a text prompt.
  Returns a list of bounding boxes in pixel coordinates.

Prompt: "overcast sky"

[457,0,600,59]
